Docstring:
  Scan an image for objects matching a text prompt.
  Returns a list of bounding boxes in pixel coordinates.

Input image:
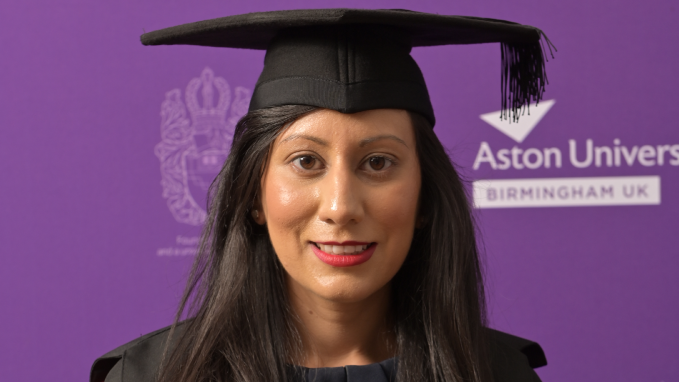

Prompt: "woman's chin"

[297,274,390,304]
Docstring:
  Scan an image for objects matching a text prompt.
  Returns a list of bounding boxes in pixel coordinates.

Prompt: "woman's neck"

[287,278,396,368]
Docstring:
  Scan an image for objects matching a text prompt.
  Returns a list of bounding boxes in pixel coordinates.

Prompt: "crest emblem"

[155,67,251,225]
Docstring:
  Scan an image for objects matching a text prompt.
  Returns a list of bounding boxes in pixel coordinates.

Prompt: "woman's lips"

[314,241,370,255]
[310,242,376,267]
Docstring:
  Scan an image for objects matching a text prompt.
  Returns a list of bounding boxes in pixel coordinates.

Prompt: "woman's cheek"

[264,174,317,249]
[369,181,420,233]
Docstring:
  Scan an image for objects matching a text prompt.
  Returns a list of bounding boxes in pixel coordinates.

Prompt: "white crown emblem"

[155,67,251,226]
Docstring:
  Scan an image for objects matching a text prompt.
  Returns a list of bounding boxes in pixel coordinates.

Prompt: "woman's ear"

[251,187,267,225]
[251,206,266,225]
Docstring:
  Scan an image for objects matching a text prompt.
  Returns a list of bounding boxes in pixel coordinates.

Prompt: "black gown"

[90,325,546,382]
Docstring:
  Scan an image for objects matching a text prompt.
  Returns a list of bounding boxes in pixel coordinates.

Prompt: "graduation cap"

[141,8,555,126]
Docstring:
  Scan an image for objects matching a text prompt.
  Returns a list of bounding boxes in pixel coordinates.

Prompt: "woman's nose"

[317,165,364,226]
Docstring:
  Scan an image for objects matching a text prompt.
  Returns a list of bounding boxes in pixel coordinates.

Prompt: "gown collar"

[288,357,397,382]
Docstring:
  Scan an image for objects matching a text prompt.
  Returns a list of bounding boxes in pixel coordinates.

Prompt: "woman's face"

[259,108,421,303]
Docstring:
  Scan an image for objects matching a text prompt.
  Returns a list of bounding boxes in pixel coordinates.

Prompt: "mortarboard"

[141,8,555,127]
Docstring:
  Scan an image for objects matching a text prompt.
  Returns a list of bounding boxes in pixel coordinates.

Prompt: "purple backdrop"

[1,0,677,381]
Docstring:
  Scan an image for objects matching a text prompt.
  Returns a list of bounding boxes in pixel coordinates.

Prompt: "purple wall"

[1,0,677,381]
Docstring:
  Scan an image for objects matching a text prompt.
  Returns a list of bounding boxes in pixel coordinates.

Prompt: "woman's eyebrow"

[359,135,408,148]
[280,134,328,146]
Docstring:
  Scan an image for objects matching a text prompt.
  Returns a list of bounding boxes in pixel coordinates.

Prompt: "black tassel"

[500,29,556,122]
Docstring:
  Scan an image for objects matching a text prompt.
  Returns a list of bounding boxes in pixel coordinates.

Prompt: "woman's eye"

[292,155,321,170]
[363,156,393,172]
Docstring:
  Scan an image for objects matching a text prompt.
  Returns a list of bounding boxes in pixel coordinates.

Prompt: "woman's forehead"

[278,109,414,145]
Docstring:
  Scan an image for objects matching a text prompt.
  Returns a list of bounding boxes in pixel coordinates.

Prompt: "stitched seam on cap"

[254,76,428,89]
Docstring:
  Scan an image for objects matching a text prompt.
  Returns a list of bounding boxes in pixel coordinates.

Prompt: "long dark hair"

[158,105,490,382]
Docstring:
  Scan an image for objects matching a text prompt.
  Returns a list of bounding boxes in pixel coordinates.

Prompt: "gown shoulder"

[90,324,181,382]
[487,328,547,381]
[90,325,546,382]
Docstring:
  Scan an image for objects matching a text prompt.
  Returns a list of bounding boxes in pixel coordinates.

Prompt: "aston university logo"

[472,100,675,208]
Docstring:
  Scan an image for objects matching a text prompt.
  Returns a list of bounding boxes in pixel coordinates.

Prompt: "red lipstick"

[310,242,376,267]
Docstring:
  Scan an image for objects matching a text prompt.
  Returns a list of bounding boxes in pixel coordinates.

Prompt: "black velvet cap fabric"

[250,25,435,124]
[141,9,553,126]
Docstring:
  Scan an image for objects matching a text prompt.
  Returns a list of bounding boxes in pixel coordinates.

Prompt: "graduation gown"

[90,325,546,382]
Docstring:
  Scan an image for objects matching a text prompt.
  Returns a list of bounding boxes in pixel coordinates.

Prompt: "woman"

[91,9,552,382]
